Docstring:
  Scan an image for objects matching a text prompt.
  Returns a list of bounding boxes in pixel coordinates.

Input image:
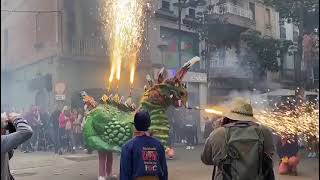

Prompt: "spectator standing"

[203,117,212,139]
[201,98,275,180]
[184,114,196,150]
[72,108,83,150]
[49,107,61,154]
[23,105,42,152]
[64,108,73,153]
[306,135,318,158]
[58,106,68,153]
[120,111,168,180]
[1,112,33,180]
[38,108,50,151]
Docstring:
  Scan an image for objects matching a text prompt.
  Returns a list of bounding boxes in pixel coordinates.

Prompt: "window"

[249,2,255,21]
[162,1,170,10]
[280,27,286,39]
[189,8,196,18]
[266,8,271,26]
[293,31,298,42]
[3,29,8,54]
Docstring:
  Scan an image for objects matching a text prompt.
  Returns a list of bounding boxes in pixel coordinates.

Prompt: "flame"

[116,58,121,80]
[102,0,147,88]
[204,108,223,115]
[130,65,135,84]
[109,63,115,83]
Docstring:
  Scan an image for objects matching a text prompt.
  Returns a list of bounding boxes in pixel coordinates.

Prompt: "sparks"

[102,0,147,88]
[255,101,319,141]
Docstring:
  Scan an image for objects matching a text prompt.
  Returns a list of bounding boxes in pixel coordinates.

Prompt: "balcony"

[70,38,107,57]
[207,3,255,30]
[154,8,179,22]
[183,15,200,27]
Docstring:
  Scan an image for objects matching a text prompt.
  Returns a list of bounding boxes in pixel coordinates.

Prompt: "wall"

[254,2,280,38]
[1,0,59,69]
[283,22,298,70]
[56,59,108,106]
[4,57,58,111]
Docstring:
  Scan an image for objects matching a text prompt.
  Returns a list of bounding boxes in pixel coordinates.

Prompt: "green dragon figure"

[81,56,200,153]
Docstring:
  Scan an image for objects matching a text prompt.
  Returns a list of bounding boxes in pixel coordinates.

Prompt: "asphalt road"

[10,146,319,180]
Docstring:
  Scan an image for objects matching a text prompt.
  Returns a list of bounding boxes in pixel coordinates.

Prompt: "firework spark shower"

[255,101,319,141]
[101,0,148,87]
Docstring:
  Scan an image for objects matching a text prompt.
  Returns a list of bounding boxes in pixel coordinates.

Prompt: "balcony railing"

[209,3,253,20]
[71,38,107,57]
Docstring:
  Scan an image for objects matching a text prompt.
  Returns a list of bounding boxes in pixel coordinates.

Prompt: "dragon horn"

[146,74,154,87]
[157,67,167,83]
[175,56,200,81]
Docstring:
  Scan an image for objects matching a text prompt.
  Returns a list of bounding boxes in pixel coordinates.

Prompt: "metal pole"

[178,0,182,67]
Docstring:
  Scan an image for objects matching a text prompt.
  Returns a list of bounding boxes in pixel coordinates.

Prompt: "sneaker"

[191,146,195,150]
[312,152,317,158]
[98,176,106,180]
[106,174,118,180]
[307,152,313,158]
[186,146,191,150]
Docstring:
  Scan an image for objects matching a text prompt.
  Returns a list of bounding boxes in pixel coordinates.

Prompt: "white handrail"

[209,3,253,20]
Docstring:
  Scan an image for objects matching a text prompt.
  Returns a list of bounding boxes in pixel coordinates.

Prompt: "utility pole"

[177,0,186,67]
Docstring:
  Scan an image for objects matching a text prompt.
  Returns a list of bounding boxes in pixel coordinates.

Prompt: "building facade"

[1,0,116,111]
[203,0,280,103]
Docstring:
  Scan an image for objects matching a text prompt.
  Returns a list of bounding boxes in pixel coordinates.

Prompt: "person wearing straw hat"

[201,98,275,180]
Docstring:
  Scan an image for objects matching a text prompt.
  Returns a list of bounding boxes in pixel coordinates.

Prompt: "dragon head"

[143,56,200,108]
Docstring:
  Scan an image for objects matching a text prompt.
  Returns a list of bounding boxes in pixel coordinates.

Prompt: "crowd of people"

[2,104,85,155]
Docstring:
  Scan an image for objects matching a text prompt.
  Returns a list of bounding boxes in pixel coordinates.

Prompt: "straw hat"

[223,98,257,122]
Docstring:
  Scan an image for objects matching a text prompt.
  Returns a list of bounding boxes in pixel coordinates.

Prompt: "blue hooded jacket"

[120,135,168,180]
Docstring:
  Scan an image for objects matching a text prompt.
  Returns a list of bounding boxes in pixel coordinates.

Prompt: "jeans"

[21,139,33,151]
[185,126,195,146]
[48,128,60,153]
[58,128,66,150]
[30,126,40,148]
[72,133,83,148]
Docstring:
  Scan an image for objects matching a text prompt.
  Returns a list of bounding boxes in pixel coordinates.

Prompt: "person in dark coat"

[48,107,61,154]
[120,111,168,180]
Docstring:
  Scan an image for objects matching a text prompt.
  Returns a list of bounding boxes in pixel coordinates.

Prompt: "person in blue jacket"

[120,111,168,180]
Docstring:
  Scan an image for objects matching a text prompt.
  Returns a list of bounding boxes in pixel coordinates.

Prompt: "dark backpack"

[217,121,270,180]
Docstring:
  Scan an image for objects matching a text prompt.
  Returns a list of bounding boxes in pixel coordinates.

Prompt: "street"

[10,146,319,180]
